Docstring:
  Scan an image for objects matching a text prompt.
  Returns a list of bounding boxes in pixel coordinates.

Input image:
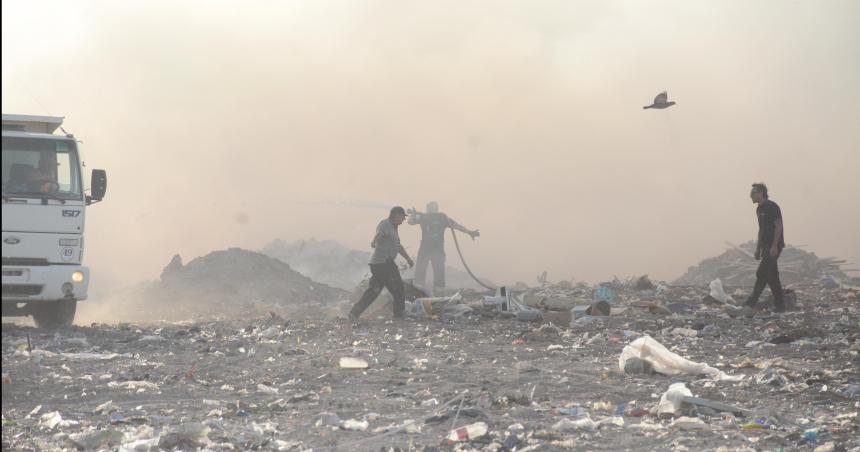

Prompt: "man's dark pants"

[350,260,405,319]
[749,253,785,309]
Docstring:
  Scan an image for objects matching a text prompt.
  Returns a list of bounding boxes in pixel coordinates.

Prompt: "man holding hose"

[408,201,479,295]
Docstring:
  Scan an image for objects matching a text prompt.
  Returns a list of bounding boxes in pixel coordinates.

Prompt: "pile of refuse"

[99,248,348,321]
[357,275,686,326]
[3,280,858,451]
[262,238,492,291]
[674,241,857,287]
[431,267,857,330]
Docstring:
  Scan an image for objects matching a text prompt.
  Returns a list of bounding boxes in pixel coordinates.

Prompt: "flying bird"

[643,91,676,109]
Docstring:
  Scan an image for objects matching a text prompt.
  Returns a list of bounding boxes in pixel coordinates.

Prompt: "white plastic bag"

[552,416,598,432]
[655,382,693,415]
[339,357,369,369]
[412,292,465,316]
[619,336,743,381]
[708,278,734,304]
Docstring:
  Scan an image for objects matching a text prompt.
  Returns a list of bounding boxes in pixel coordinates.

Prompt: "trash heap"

[674,241,857,286]
[453,267,857,329]
[359,273,701,326]
[103,248,348,321]
[488,275,690,327]
[5,245,858,450]
[2,281,857,450]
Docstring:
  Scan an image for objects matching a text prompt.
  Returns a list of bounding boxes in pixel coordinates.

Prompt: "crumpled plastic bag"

[408,293,471,318]
[619,336,743,381]
[708,278,734,304]
[552,416,598,432]
[655,382,693,415]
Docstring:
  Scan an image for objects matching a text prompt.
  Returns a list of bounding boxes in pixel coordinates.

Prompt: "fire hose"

[450,228,496,291]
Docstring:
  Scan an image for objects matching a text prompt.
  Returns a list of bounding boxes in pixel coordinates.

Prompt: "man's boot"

[772,295,786,313]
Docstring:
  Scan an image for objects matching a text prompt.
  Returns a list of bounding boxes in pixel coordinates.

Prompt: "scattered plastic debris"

[2,258,858,450]
[339,357,369,369]
[68,429,125,450]
[447,421,488,443]
[341,419,369,431]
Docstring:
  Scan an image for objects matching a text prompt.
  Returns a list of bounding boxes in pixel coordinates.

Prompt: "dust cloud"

[3,0,859,298]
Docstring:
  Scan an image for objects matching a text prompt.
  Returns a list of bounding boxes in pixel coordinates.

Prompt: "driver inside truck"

[27,158,60,193]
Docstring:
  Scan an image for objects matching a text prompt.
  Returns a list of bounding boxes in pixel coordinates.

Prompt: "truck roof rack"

[2,114,65,134]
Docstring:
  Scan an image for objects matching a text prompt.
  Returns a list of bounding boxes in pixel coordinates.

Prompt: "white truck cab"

[2,114,106,327]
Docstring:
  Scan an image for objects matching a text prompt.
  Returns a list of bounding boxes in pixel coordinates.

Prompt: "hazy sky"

[3,0,859,290]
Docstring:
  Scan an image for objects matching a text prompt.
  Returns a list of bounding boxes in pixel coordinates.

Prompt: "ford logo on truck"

[4,237,20,245]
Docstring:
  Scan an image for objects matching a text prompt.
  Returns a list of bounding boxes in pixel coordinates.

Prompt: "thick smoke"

[3,1,858,295]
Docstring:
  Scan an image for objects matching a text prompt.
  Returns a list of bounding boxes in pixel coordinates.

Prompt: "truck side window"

[56,153,72,192]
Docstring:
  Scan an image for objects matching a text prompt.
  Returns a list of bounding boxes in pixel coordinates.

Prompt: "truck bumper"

[1,265,89,302]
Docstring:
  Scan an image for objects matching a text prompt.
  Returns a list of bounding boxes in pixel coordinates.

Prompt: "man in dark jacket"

[745,183,786,312]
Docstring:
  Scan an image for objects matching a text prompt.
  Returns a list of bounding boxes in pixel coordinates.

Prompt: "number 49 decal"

[61,247,75,261]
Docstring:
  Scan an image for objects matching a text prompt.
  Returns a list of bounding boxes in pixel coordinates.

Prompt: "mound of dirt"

[92,248,347,322]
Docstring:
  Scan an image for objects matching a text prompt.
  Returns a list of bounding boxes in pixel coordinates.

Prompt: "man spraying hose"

[408,202,479,295]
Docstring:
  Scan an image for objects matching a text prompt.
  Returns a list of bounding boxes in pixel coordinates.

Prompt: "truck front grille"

[2,284,44,296]
[2,257,49,266]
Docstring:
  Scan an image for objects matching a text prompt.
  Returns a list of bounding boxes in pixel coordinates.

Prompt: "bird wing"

[654,92,668,104]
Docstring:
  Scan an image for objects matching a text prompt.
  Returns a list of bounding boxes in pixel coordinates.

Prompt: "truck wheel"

[32,300,77,328]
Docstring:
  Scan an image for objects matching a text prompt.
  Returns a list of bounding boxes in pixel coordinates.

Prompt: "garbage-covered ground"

[3,280,859,451]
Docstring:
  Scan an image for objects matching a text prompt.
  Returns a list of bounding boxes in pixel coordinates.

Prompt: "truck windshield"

[1,137,82,200]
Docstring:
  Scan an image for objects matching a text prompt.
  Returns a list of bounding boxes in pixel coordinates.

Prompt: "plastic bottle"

[557,407,586,417]
[446,422,488,443]
[482,286,510,311]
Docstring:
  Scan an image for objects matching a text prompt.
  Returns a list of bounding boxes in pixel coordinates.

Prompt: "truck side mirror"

[88,169,107,204]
